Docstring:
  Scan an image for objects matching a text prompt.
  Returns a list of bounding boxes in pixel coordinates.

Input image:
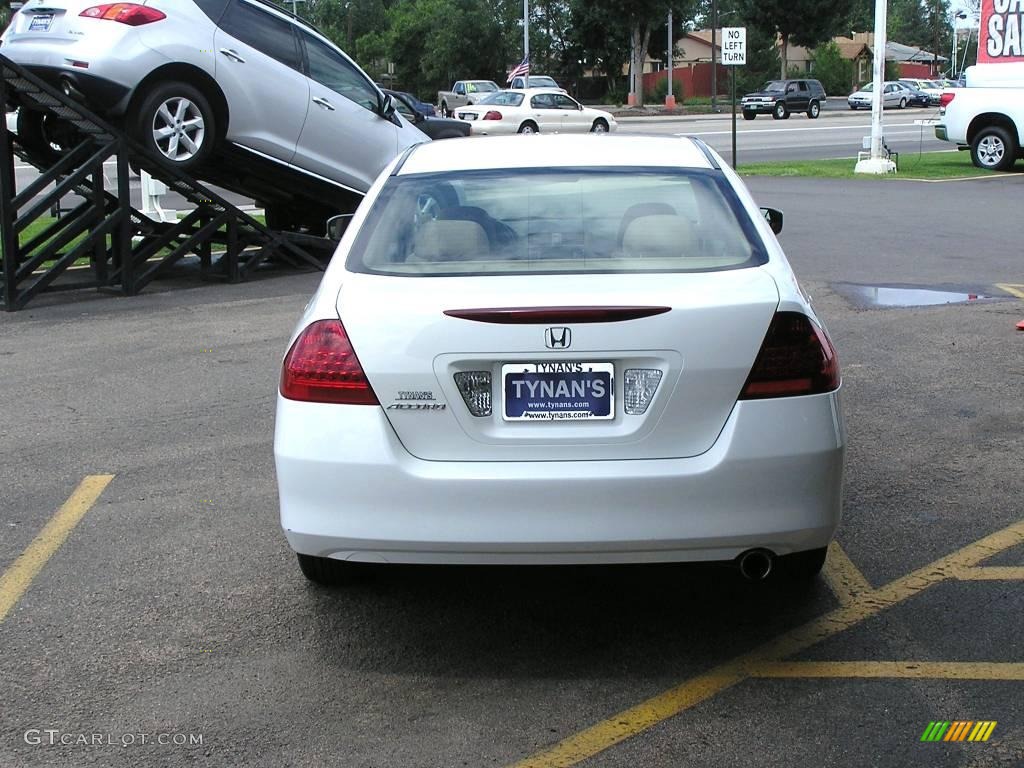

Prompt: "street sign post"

[722,27,746,169]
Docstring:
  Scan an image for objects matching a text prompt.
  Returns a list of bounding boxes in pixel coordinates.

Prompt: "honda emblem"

[545,327,571,349]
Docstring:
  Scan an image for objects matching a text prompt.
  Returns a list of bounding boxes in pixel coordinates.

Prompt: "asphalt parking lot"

[1,174,1023,767]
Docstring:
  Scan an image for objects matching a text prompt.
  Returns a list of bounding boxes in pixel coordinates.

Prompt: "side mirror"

[381,94,402,126]
[760,207,783,235]
[326,214,354,241]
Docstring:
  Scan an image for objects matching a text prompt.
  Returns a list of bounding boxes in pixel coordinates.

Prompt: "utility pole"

[710,0,718,110]
[347,2,353,50]
[854,0,896,174]
[524,0,530,63]
[933,0,940,77]
[666,9,675,107]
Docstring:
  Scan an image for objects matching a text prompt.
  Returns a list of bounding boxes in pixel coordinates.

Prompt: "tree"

[383,0,509,97]
[811,41,854,95]
[735,22,781,95]
[846,0,953,50]
[568,0,697,107]
[566,0,632,97]
[300,0,391,53]
[739,0,854,78]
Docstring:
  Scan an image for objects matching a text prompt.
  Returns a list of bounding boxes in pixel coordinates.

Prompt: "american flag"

[507,56,530,84]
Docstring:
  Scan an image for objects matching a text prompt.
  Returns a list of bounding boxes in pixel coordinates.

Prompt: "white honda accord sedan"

[274,135,845,585]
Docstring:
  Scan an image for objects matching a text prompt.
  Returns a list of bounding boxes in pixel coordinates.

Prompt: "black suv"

[741,79,827,120]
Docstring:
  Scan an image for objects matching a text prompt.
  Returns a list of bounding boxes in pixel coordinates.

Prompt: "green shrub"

[812,42,854,96]
[604,85,627,106]
[644,75,684,104]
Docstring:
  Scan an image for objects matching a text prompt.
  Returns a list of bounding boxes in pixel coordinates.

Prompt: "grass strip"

[739,151,1003,180]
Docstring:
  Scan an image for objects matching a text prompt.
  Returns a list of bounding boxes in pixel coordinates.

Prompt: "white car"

[455,89,616,135]
[274,135,845,585]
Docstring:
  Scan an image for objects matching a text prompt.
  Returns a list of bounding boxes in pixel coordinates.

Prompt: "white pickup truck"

[935,64,1024,171]
[436,80,500,118]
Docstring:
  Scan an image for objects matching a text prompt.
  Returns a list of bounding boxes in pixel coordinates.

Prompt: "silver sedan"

[848,81,914,110]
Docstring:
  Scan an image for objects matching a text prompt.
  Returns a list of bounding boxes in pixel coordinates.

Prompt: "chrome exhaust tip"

[737,549,775,581]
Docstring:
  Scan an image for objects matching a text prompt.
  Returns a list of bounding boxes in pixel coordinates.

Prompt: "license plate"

[458,113,477,121]
[29,13,54,31]
[501,362,614,421]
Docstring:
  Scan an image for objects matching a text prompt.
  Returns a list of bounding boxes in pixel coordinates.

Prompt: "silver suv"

[1,0,425,198]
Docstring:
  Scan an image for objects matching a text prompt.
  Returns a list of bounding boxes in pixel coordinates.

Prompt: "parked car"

[454,89,616,135]
[847,81,914,109]
[899,78,942,104]
[508,74,566,92]
[274,133,845,585]
[389,90,435,117]
[385,89,470,140]
[740,78,827,120]
[437,80,500,117]
[1,0,426,228]
[895,83,931,107]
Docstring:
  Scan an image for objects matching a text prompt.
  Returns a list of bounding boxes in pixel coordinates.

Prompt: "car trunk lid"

[337,269,780,462]
[6,0,102,43]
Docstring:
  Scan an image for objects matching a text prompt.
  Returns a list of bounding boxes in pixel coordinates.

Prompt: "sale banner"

[979,0,1024,63]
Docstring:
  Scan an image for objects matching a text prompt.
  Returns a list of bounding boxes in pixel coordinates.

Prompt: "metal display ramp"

[0,53,334,311]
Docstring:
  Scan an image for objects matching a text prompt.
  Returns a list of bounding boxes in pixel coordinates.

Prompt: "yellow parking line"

[956,566,1024,581]
[822,541,873,605]
[995,283,1024,299]
[510,519,1024,768]
[0,475,114,623]
[510,663,749,768]
[753,661,1024,681]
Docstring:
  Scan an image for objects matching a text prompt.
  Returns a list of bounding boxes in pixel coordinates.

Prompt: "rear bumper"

[0,33,162,114]
[460,120,517,136]
[275,392,846,565]
[16,65,130,112]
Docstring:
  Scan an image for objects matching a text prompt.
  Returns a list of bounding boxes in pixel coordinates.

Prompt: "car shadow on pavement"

[300,562,835,680]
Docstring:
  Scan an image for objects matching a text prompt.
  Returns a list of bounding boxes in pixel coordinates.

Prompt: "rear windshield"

[346,168,768,277]
[480,91,524,106]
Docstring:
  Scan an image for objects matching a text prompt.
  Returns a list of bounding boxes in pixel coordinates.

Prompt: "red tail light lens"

[482,110,503,120]
[939,92,956,108]
[280,319,378,405]
[80,3,166,25]
[740,312,840,399]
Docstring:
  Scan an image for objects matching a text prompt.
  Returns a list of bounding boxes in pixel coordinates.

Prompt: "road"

[1,174,1022,767]
[9,105,949,215]
[617,107,948,164]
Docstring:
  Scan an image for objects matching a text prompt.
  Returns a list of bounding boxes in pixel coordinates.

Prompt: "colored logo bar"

[921,721,997,742]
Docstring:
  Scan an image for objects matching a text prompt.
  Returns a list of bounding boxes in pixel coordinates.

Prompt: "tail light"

[80,3,166,25]
[740,312,839,399]
[280,319,378,405]
[939,92,956,108]
[483,110,503,120]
